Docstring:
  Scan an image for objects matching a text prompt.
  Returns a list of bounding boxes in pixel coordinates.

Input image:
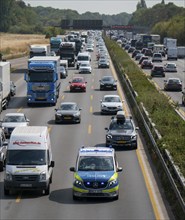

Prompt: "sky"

[23,0,185,15]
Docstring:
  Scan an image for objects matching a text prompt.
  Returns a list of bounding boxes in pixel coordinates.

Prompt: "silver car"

[0,113,30,138]
[100,95,123,115]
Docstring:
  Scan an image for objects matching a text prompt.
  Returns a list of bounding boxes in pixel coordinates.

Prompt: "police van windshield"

[6,150,47,165]
[78,156,114,171]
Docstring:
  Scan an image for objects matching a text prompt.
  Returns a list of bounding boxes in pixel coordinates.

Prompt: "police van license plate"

[89,190,102,193]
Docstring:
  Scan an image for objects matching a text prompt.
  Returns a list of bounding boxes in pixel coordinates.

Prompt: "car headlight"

[73,112,80,117]
[101,104,106,108]
[109,179,117,186]
[100,83,104,85]
[131,135,137,140]
[56,113,61,116]
[5,171,12,181]
[40,172,46,181]
[106,134,112,139]
[74,179,83,186]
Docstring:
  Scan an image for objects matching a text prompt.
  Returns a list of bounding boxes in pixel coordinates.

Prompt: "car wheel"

[44,184,50,195]
[4,186,10,195]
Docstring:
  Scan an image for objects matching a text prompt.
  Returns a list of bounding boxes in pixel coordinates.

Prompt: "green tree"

[0,0,14,31]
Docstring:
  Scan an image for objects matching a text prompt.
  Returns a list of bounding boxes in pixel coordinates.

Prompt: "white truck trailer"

[177,46,185,58]
[0,62,11,111]
[29,44,51,58]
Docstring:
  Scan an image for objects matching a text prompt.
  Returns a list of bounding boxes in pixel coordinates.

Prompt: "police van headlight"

[40,172,46,181]
[74,179,83,186]
[5,171,12,181]
[109,179,117,187]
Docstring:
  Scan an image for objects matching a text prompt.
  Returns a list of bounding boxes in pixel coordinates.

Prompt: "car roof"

[78,147,115,157]
[103,94,120,98]
[72,76,84,80]
[60,102,77,105]
[167,77,180,81]
[5,113,25,116]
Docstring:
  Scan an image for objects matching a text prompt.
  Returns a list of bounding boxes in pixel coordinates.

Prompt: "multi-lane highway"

[0,40,174,219]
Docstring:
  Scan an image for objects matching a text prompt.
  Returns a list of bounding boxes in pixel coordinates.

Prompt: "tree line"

[0,0,184,45]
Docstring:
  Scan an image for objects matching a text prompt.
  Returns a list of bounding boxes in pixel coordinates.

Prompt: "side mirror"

[70,167,75,172]
[117,167,123,172]
[105,127,108,131]
[50,161,55,167]
[24,73,28,82]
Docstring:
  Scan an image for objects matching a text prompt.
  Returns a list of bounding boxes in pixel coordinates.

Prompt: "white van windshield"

[6,150,47,165]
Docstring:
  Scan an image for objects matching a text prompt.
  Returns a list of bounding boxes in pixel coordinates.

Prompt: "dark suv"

[151,65,165,77]
[105,111,139,149]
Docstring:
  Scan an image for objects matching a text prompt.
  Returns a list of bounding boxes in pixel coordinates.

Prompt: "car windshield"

[6,150,46,165]
[102,77,114,82]
[167,64,175,68]
[109,120,133,130]
[3,116,26,123]
[80,63,89,67]
[60,104,76,110]
[103,96,120,102]
[168,79,180,84]
[72,78,83,83]
[78,156,114,171]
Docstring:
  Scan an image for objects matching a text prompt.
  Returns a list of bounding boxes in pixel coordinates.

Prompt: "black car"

[55,102,81,124]
[132,49,140,58]
[105,111,139,149]
[99,76,117,90]
[151,65,165,77]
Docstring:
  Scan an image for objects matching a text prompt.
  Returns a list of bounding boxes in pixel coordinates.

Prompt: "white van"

[76,52,91,69]
[4,126,54,195]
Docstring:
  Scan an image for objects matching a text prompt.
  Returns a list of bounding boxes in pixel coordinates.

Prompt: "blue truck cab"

[25,56,60,106]
[50,37,62,54]
[70,146,122,200]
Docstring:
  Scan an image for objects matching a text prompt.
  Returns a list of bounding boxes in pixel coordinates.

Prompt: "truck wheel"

[44,184,50,195]
[4,187,10,195]
[0,161,4,171]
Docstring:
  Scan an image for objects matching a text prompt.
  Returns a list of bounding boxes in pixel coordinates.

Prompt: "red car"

[69,77,87,92]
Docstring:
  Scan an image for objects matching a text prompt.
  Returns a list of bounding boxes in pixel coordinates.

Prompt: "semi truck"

[24,56,61,106]
[59,42,76,67]
[0,62,11,111]
[29,44,51,58]
[50,37,62,54]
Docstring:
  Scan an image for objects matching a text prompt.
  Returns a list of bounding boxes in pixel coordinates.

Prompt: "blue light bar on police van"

[80,147,113,153]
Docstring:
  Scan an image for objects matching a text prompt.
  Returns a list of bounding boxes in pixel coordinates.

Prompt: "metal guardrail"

[111,57,185,217]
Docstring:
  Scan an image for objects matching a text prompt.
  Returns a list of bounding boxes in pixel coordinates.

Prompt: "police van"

[4,126,54,195]
[70,146,122,200]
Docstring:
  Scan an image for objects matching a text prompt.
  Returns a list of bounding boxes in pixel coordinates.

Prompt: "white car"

[79,62,92,74]
[164,62,177,72]
[100,95,124,115]
[0,113,30,138]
